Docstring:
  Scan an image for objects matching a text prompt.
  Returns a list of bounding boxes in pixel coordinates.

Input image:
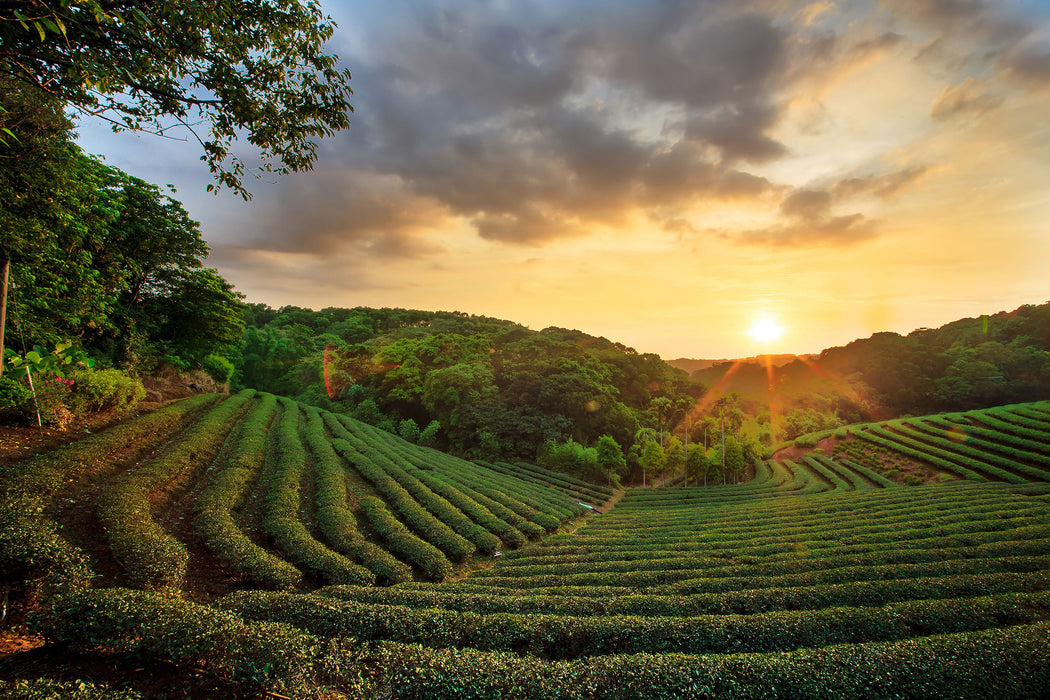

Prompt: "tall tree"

[0,0,354,198]
[0,78,78,369]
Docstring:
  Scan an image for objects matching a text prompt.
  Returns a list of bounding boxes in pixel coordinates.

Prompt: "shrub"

[0,374,32,419]
[68,368,146,414]
[31,588,320,696]
[201,354,235,384]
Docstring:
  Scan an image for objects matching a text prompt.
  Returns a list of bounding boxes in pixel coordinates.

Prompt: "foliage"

[1,143,244,371]
[233,306,699,471]
[201,353,235,384]
[0,373,31,416]
[67,368,145,413]
[0,0,354,198]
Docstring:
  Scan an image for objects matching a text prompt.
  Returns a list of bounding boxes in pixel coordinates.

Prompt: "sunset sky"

[76,0,1050,360]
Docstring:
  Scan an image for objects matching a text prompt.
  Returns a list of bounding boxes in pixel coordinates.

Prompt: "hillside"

[685,303,1050,421]
[1,396,1049,697]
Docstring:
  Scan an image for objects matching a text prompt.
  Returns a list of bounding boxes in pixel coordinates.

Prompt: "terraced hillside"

[1,397,1049,698]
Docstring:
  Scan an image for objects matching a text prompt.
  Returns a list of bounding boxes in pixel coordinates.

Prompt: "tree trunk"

[0,258,8,376]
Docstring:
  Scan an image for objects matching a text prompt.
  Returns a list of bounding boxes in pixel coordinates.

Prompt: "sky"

[76,0,1050,360]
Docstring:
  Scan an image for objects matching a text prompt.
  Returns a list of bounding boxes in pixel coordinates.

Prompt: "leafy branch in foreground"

[0,0,353,198]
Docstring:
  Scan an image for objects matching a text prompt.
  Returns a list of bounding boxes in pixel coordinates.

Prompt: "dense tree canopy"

[230,306,703,469]
[1,88,243,370]
[0,0,353,197]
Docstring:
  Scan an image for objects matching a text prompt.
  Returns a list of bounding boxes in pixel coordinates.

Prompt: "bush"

[31,588,320,696]
[68,368,146,414]
[201,354,235,384]
[0,374,32,418]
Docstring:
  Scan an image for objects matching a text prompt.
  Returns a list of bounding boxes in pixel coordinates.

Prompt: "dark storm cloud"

[227,0,814,250]
[243,171,447,259]
[240,0,1031,259]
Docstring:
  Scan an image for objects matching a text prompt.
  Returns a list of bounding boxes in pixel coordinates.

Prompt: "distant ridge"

[667,354,810,375]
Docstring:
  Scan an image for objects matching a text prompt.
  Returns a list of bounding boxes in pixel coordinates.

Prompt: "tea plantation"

[2,394,1049,698]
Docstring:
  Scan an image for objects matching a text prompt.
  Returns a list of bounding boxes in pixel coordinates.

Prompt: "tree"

[1,0,354,198]
[639,438,664,488]
[0,78,77,371]
[662,436,684,485]
[595,434,627,487]
[686,443,711,487]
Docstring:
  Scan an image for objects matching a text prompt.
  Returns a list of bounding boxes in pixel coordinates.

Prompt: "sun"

[748,315,784,344]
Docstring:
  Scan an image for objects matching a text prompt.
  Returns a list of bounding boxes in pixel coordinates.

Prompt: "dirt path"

[597,488,626,513]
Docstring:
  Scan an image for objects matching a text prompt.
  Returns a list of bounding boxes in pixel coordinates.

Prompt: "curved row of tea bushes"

[798,456,852,491]
[0,392,219,500]
[96,391,253,589]
[0,393,220,597]
[431,570,1050,614]
[892,421,1050,480]
[472,482,563,531]
[1005,404,1050,425]
[408,463,528,549]
[482,515,1050,564]
[219,587,1050,659]
[330,436,476,562]
[302,408,413,584]
[422,461,548,537]
[525,501,1047,553]
[469,542,1050,583]
[375,620,1050,700]
[28,588,1050,698]
[330,422,500,555]
[566,491,1044,543]
[495,461,612,505]
[838,458,899,488]
[429,452,582,524]
[512,460,616,497]
[982,407,1050,436]
[874,421,1028,482]
[193,393,303,589]
[357,496,452,580]
[329,418,515,552]
[417,457,550,541]
[926,414,1050,457]
[967,412,1050,446]
[475,463,581,519]
[474,459,586,518]
[30,587,320,696]
[337,417,577,523]
[809,455,876,490]
[857,426,985,480]
[446,552,1050,592]
[497,523,1049,571]
[262,401,374,586]
[906,418,1050,474]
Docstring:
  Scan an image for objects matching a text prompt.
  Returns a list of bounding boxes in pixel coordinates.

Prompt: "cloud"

[238,171,448,259]
[930,78,1003,121]
[832,165,929,199]
[732,183,880,247]
[737,212,879,247]
[223,0,1044,262]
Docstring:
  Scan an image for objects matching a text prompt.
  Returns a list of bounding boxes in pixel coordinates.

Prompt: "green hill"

[1,397,1048,697]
